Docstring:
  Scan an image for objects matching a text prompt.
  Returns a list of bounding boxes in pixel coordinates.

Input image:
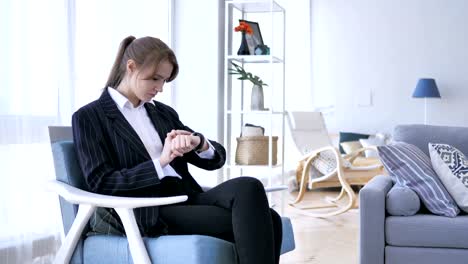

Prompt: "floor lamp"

[412,78,441,125]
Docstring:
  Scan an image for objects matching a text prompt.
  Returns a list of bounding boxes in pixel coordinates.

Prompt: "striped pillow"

[378,142,459,217]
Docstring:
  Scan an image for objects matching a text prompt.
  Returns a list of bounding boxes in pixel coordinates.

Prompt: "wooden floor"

[275,189,359,264]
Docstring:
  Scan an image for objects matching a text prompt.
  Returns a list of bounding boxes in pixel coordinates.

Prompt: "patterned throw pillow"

[429,143,468,213]
[378,142,459,217]
[312,149,352,175]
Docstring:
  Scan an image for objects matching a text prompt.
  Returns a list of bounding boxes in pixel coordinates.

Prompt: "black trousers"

[159,177,282,264]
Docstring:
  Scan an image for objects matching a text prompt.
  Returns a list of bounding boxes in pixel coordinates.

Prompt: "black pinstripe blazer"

[72,89,226,235]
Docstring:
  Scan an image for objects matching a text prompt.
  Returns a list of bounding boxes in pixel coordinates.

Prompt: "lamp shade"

[412,78,441,98]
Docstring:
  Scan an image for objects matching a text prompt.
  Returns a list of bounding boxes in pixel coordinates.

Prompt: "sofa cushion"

[386,186,420,216]
[385,246,468,264]
[378,142,459,217]
[393,124,468,157]
[430,143,468,213]
[386,214,468,249]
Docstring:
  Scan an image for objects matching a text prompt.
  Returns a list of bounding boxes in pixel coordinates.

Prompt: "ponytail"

[105,36,179,89]
[105,36,136,88]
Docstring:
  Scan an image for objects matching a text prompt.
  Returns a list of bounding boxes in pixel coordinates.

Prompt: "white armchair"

[47,126,294,264]
[46,180,188,264]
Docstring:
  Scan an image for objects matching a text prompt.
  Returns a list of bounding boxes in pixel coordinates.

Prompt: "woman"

[72,36,282,264]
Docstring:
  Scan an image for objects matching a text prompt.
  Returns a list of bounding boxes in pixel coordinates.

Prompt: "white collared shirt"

[108,87,215,180]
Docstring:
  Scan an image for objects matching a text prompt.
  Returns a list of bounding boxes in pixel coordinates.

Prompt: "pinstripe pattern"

[378,142,459,217]
[72,89,226,235]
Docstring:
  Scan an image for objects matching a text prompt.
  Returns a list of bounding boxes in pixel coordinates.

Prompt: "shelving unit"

[223,0,286,194]
[227,55,284,63]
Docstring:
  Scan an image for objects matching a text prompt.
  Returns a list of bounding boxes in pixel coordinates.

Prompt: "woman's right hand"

[160,130,184,167]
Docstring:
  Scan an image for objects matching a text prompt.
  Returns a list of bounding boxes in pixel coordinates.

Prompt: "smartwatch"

[192,132,205,152]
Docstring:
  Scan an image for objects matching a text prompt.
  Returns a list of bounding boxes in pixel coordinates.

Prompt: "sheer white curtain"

[0,0,71,263]
[0,0,171,263]
[74,0,172,109]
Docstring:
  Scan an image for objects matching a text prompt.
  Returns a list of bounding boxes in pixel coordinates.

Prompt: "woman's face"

[127,59,174,105]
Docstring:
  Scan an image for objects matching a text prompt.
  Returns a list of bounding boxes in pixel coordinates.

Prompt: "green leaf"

[228,61,268,87]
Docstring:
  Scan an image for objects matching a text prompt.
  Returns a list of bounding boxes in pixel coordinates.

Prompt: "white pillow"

[359,136,385,158]
[429,143,468,213]
[340,141,362,154]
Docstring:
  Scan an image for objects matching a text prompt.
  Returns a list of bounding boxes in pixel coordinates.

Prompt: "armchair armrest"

[46,180,188,208]
[47,180,188,264]
[359,175,393,264]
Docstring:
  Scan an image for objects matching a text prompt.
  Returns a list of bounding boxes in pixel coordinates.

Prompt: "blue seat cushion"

[84,235,237,264]
[386,214,468,249]
[82,217,295,264]
[385,246,468,264]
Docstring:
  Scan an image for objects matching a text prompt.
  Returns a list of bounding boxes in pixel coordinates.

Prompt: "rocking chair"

[287,111,385,217]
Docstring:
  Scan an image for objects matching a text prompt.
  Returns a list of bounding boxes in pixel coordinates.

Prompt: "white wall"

[172,0,224,186]
[276,0,313,111]
[311,0,468,135]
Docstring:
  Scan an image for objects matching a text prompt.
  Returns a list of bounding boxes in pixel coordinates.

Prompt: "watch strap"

[192,132,205,152]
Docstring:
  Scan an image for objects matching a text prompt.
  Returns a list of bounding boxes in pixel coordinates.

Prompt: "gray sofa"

[360,124,468,264]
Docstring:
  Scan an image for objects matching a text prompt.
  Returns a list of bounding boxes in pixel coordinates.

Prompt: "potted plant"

[228,62,268,110]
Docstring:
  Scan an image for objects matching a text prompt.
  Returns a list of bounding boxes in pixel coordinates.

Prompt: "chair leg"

[295,203,338,210]
[290,155,314,205]
[289,188,356,218]
[325,187,345,203]
[290,176,308,205]
[115,208,151,264]
[54,204,96,264]
[289,170,357,218]
[325,187,360,208]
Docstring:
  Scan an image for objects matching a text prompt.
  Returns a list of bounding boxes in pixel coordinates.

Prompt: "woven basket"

[235,136,278,165]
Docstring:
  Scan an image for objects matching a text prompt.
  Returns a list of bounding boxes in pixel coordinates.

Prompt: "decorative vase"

[237,32,250,55]
[251,84,265,110]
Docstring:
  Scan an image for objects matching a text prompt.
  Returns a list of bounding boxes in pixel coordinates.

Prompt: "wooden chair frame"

[289,144,384,218]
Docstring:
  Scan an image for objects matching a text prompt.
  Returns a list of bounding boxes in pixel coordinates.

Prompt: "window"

[0,0,67,117]
[0,0,172,262]
[74,0,172,109]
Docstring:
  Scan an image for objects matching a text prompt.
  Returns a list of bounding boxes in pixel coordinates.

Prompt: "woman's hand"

[172,130,209,153]
[160,130,201,166]
[170,130,201,153]
[160,130,185,166]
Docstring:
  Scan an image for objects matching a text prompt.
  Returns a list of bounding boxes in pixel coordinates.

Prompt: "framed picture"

[239,19,264,55]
